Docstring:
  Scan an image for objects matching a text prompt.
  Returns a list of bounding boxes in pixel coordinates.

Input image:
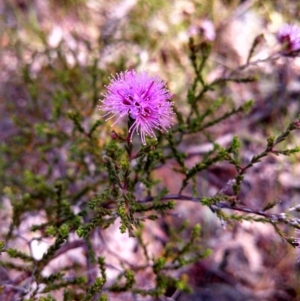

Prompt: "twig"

[138,193,285,221]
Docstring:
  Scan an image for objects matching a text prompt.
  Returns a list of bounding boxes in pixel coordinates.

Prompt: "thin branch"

[138,194,285,221]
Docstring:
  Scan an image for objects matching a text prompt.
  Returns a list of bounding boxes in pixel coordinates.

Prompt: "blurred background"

[1,0,300,300]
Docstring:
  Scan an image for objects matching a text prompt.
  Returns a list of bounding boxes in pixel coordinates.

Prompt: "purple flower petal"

[99,70,174,144]
[277,24,300,54]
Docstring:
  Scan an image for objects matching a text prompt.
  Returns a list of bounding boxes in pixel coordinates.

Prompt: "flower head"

[100,70,174,144]
[277,23,300,54]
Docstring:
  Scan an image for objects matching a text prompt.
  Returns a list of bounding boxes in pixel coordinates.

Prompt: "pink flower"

[277,24,300,54]
[100,70,174,145]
